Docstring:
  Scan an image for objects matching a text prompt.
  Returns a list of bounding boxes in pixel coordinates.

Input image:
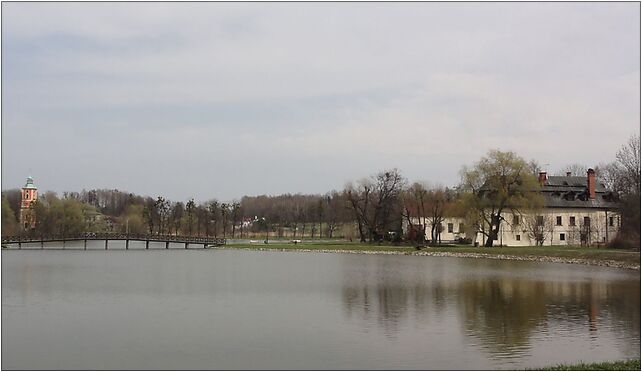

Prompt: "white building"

[407,169,620,247]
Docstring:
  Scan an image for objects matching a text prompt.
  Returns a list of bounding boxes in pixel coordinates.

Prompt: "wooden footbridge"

[1,233,226,250]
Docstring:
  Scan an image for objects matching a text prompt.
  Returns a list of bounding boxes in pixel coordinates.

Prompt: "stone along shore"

[220,247,641,271]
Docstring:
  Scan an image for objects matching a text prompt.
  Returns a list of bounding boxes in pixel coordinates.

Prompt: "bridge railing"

[1,233,226,245]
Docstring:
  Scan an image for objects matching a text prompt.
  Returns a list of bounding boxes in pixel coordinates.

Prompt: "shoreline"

[220,246,641,271]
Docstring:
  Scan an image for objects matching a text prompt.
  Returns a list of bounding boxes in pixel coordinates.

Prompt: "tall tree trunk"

[484,214,501,247]
[357,219,366,242]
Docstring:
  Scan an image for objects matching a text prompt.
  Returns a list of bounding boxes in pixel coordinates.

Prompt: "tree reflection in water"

[341,256,640,359]
[456,278,548,358]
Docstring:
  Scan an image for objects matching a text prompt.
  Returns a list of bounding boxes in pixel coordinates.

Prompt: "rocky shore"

[221,247,641,271]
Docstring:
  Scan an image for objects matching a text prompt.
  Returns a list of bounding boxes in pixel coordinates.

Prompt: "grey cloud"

[2,2,639,201]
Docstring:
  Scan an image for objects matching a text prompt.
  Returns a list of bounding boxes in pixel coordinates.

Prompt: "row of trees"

[3,135,639,248]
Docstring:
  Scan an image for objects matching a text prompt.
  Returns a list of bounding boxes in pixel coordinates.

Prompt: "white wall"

[407,208,620,246]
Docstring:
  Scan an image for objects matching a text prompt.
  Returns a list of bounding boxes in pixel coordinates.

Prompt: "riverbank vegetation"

[2,135,639,251]
[530,359,640,370]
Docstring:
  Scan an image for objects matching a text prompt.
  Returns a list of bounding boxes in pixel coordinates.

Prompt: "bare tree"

[208,200,220,238]
[170,202,184,235]
[401,182,428,243]
[221,203,229,239]
[523,214,554,246]
[555,163,590,177]
[155,196,170,235]
[425,186,449,245]
[186,199,195,236]
[230,202,241,238]
[600,134,641,248]
[346,169,405,243]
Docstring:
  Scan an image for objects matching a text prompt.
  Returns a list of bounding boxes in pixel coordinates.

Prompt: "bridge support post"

[41,241,44,249]
[185,242,188,249]
[126,239,129,250]
[146,240,149,249]
[105,239,108,250]
[84,239,87,250]
[18,241,21,250]
[62,240,65,250]
[204,243,207,249]
[166,241,169,249]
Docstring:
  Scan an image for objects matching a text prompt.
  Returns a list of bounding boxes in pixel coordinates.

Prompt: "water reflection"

[341,256,640,359]
[3,251,639,370]
[456,278,548,358]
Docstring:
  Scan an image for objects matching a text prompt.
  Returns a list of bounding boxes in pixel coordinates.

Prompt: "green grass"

[530,359,640,370]
[226,241,640,266]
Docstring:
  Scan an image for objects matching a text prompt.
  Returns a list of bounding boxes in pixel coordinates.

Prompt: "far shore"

[223,241,641,271]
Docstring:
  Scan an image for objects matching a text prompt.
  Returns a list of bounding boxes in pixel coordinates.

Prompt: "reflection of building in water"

[340,258,640,359]
[457,278,549,356]
[19,176,38,230]
[342,284,411,338]
[588,299,599,334]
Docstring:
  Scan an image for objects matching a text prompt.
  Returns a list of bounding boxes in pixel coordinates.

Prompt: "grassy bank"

[226,241,640,267]
[530,359,640,370]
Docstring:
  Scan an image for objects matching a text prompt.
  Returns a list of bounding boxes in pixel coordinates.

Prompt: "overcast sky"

[2,2,639,202]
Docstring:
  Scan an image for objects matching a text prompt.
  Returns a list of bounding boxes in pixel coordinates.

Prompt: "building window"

[513,215,519,225]
[570,216,576,226]
[584,216,591,226]
[536,215,544,226]
[447,223,453,233]
[516,235,521,241]
[556,216,562,226]
[609,217,614,227]
[560,233,565,241]
[459,223,465,233]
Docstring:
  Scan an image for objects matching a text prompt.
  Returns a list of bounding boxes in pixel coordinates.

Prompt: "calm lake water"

[2,246,640,370]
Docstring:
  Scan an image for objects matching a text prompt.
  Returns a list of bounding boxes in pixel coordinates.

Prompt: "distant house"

[407,169,620,246]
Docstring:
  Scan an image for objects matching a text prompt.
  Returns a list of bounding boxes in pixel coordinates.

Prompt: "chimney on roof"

[538,171,547,186]
[566,171,572,177]
[587,168,596,199]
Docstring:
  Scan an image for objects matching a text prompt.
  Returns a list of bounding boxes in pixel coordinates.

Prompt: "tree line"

[2,134,639,248]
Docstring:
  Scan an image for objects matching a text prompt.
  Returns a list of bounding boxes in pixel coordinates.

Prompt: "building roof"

[542,176,607,193]
[540,175,618,209]
[22,176,37,190]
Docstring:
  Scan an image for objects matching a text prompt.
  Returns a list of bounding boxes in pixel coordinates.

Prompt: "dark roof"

[541,175,618,209]
[543,176,607,193]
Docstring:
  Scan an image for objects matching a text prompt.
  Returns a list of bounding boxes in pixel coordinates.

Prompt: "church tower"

[19,176,38,230]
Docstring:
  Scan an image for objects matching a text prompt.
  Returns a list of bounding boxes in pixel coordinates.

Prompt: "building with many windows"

[407,169,621,246]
